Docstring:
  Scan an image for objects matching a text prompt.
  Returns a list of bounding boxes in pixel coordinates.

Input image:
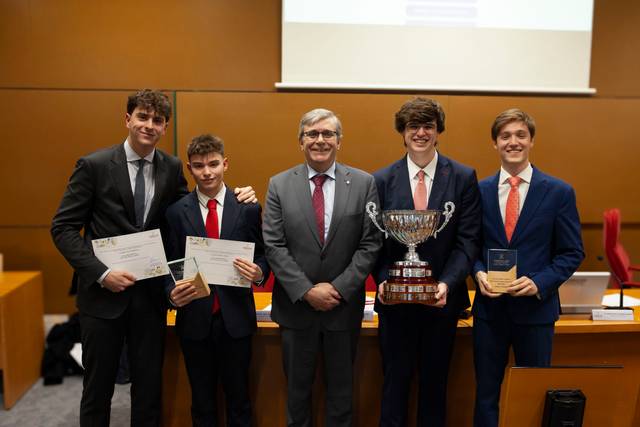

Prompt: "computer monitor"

[559,272,609,314]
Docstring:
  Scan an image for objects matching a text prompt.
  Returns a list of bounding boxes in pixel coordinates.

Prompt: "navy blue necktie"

[134,159,146,229]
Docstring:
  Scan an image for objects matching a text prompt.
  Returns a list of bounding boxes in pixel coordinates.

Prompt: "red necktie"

[504,176,522,242]
[413,169,428,210]
[311,174,327,245]
[206,199,220,313]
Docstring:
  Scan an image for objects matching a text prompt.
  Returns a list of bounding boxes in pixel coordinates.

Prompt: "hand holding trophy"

[366,201,455,304]
[167,257,210,302]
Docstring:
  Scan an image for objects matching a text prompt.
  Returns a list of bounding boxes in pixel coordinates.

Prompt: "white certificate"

[92,229,169,280]
[185,236,255,288]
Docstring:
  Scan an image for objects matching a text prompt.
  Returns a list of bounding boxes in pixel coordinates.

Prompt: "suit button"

[320,253,326,260]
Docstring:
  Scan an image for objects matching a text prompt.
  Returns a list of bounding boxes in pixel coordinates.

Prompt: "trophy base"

[384,261,438,305]
[175,271,210,300]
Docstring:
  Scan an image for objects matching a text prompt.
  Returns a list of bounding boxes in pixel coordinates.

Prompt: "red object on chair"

[603,209,640,307]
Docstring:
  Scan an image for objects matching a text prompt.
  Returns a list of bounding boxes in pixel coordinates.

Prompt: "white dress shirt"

[99,140,158,285]
[196,185,226,237]
[407,151,438,208]
[498,163,533,225]
[307,162,336,243]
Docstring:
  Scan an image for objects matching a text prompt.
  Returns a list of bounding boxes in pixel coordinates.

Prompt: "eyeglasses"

[406,122,436,134]
[302,130,338,141]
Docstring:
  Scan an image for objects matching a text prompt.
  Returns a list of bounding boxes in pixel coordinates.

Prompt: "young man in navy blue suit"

[164,134,269,427]
[472,109,585,427]
[373,98,482,427]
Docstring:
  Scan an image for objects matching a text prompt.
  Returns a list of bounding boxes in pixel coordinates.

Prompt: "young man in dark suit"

[472,109,584,427]
[164,134,269,427]
[373,97,482,427]
[51,90,188,427]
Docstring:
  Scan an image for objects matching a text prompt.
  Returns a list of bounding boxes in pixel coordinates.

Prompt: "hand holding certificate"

[185,236,256,287]
[92,229,169,281]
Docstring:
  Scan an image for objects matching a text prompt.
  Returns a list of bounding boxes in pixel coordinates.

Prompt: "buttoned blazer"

[164,188,269,339]
[472,166,585,324]
[263,162,382,331]
[51,144,189,319]
[372,154,482,317]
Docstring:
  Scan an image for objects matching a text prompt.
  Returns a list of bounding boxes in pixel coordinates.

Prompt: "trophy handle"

[365,202,388,239]
[433,201,455,238]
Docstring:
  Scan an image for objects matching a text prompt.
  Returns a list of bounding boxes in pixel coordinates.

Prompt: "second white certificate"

[185,236,255,288]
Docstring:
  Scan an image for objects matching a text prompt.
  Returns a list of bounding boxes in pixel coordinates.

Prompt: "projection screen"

[278,0,596,94]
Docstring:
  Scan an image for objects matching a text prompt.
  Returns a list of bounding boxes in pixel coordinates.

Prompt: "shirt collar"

[307,162,336,181]
[499,163,533,185]
[407,151,438,180]
[124,138,155,163]
[196,184,226,208]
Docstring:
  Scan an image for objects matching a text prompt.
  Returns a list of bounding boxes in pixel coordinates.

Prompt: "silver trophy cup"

[366,202,455,304]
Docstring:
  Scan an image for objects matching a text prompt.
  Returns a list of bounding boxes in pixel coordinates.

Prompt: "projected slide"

[279,0,595,94]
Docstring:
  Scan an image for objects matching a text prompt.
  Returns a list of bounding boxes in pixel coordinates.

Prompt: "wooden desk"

[162,291,640,426]
[0,271,45,409]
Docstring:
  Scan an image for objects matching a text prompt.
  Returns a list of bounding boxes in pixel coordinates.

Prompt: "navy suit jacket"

[373,154,482,317]
[472,166,585,324]
[164,188,269,339]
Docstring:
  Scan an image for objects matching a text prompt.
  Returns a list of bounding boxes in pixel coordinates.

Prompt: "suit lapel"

[487,172,508,246]
[220,187,240,239]
[324,163,351,249]
[293,164,323,247]
[510,166,548,246]
[181,191,206,237]
[390,158,413,209]
[428,153,451,211]
[145,150,168,228]
[109,145,136,226]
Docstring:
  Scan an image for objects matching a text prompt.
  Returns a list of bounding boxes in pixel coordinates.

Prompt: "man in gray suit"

[263,108,382,426]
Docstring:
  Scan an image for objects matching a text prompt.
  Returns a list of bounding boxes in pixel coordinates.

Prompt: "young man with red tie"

[164,134,269,427]
[472,109,584,427]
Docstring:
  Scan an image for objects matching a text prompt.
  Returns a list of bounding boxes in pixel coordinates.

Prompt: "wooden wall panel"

[0,89,175,226]
[581,225,640,272]
[590,0,640,97]
[177,92,640,223]
[0,0,280,91]
[447,96,640,223]
[1,0,639,96]
[175,92,450,200]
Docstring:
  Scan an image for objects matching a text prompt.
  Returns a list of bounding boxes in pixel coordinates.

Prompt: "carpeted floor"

[0,375,131,426]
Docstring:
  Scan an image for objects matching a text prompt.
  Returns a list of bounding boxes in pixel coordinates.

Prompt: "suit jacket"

[472,166,585,324]
[373,154,482,317]
[164,188,269,340]
[263,163,382,331]
[51,144,189,319]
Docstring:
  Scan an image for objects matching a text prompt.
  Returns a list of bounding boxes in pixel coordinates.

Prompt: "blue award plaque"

[487,249,517,293]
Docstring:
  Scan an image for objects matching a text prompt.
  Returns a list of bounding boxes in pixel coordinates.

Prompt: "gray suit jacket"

[263,162,382,331]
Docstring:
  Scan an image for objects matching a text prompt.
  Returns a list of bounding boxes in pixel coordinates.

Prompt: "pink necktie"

[206,199,220,313]
[311,174,327,245]
[413,170,428,210]
[505,176,522,242]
